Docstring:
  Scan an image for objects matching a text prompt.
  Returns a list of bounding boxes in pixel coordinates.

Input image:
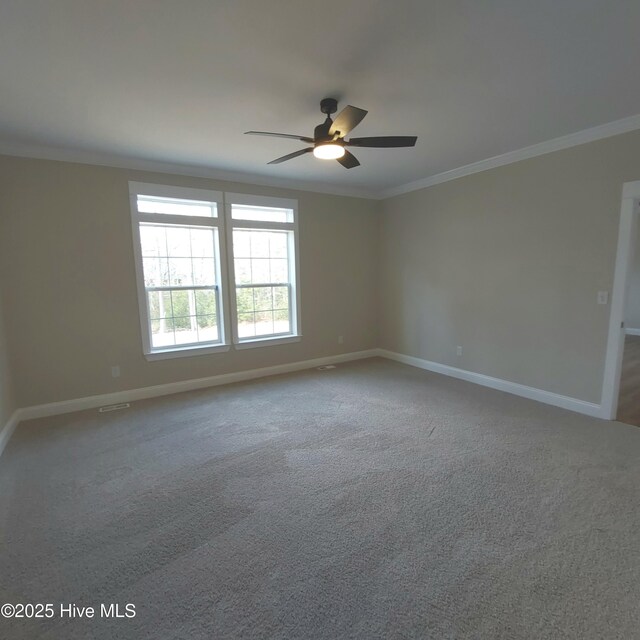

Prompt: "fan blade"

[267,148,313,165]
[328,106,368,137]
[337,150,360,169]
[346,136,417,148]
[246,131,314,143]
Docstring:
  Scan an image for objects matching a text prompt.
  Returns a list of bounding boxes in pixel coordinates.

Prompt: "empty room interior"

[2,2,640,639]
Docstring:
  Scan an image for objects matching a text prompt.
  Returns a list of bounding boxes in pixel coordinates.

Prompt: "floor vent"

[98,403,130,413]
[317,365,337,371]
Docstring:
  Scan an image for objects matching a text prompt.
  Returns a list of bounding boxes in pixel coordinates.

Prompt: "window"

[226,194,300,348]
[130,184,299,359]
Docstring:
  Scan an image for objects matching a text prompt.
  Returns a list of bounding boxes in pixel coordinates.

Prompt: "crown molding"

[0,141,378,200]
[378,112,640,199]
[3,112,640,202]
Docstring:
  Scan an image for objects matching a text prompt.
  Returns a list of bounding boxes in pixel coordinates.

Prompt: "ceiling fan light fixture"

[246,99,417,168]
[313,143,345,160]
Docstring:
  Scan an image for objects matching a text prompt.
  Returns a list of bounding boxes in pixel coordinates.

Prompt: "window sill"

[234,335,301,350]
[145,343,231,361]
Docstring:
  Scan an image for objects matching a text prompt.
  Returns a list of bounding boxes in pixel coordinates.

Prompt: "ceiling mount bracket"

[320,97,338,116]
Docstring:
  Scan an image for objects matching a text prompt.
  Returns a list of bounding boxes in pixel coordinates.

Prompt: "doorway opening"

[617,335,640,425]
[602,181,640,423]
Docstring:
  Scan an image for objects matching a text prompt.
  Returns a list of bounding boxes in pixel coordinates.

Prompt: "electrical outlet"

[597,291,608,305]
[456,346,463,356]
[338,335,344,344]
[111,365,121,378]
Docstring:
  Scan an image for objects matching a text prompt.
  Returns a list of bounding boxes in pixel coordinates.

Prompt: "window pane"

[138,196,217,217]
[235,285,291,340]
[173,315,193,331]
[250,232,270,258]
[274,309,290,334]
[166,227,192,257]
[197,314,217,329]
[233,230,251,258]
[237,313,255,338]
[174,317,199,344]
[142,258,161,287]
[235,287,254,314]
[234,259,251,284]
[141,222,217,288]
[270,259,288,283]
[269,232,288,258]
[254,311,274,336]
[147,291,166,320]
[273,286,289,311]
[231,204,293,223]
[190,228,215,258]
[148,288,219,348]
[233,230,291,289]
[158,259,170,286]
[193,257,215,286]
[140,225,166,256]
[195,289,216,316]
[168,258,193,286]
[273,287,289,311]
[171,290,193,318]
[151,317,176,348]
[254,287,273,311]
[147,290,173,320]
[251,259,270,284]
[148,290,160,319]
[197,315,219,342]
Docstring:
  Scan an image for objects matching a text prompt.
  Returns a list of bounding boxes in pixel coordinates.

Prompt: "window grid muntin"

[140,223,217,289]
[146,283,221,349]
[235,283,292,338]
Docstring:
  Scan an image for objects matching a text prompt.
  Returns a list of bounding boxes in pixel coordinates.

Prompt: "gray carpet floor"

[1,357,639,639]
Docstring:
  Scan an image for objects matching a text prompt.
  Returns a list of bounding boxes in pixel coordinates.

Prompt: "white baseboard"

[625,327,640,336]
[377,349,603,418]
[0,410,21,460]
[19,349,380,421]
[2,346,609,458]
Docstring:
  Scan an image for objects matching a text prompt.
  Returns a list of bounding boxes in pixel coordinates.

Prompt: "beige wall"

[0,285,15,427]
[3,129,639,411]
[380,130,640,404]
[0,156,379,407]
[625,223,640,330]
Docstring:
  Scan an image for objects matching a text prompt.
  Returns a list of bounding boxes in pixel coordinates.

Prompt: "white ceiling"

[1,0,640,196]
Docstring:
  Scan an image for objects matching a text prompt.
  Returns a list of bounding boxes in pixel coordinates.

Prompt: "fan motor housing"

[314,120,332,142]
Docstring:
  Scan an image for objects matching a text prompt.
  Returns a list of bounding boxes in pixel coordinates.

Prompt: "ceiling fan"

[245,98,417,169]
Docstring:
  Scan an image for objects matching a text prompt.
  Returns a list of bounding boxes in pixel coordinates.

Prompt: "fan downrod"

[320,98,338,116]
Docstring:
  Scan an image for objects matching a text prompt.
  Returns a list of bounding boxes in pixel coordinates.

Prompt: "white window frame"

[224,193,302,349]
[130,184,301,359]
[129,182,231,360]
